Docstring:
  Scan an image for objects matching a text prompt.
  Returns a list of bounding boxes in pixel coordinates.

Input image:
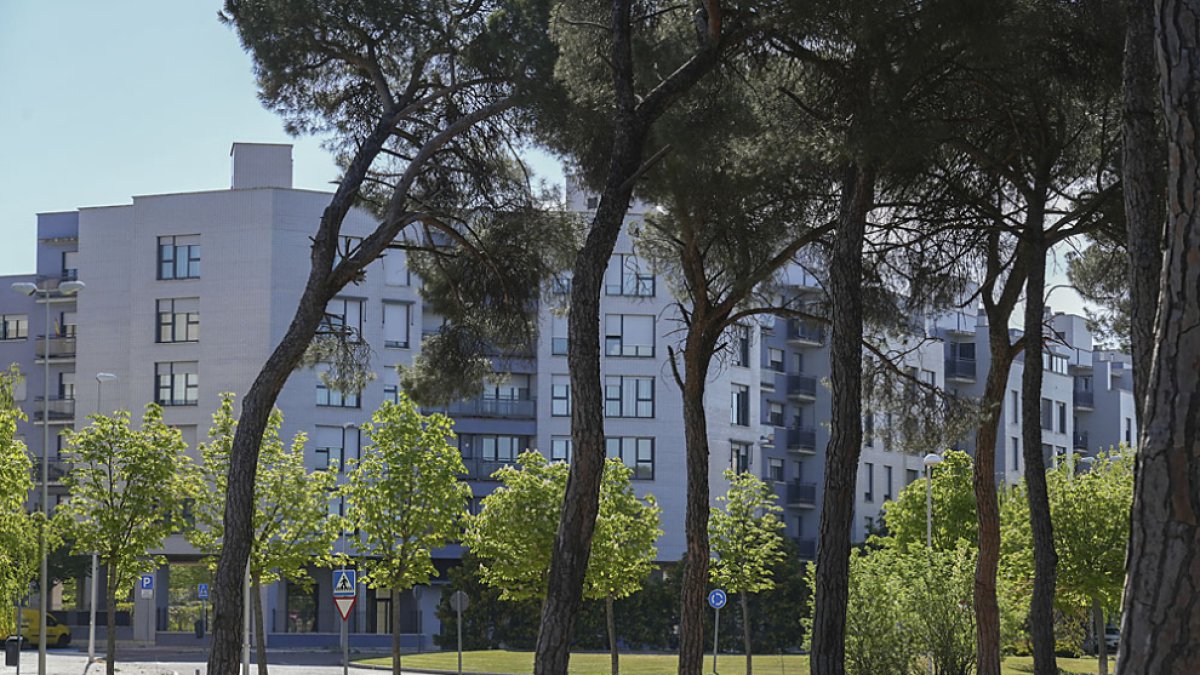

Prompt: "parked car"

[13,609,71,647]
[1085,626,1120,655]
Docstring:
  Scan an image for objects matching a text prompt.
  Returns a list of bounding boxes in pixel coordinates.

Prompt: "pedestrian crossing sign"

[333,569,356,597]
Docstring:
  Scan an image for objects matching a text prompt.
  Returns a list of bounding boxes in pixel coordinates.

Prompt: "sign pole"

[712,606,720,674]
[456,600,463,675]
[342,616,348,675]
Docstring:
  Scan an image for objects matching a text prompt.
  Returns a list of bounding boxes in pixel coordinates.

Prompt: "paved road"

[5,647,410,675]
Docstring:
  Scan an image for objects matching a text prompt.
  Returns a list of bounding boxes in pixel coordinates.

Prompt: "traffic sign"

[198,583,209,600]
[140,574,154,599]
[707,589,727,610]
[333,569,356,597]
[450,590,470,612]
[335,596,357,621]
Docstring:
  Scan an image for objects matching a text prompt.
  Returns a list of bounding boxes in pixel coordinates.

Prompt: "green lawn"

[357,650,1108,674]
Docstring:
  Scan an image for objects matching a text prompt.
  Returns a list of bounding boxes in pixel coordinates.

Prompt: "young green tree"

[0,366,37,638]
[879,450,978,552]
[464,451,660,675]
[708,470,785,675]
[189,394,341,675]
[343,396,470,675]
[57,405,194,675]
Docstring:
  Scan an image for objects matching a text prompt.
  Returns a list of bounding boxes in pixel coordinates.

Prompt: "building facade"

[0,143,1137,648]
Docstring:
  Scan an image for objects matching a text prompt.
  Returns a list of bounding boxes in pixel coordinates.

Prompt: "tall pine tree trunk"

[678,338,717,675]
[607,596,618,675]
[251,571,268,675]
[1118,2,1200,670]
[740,592,752,675]
[1018,228,1058,675]
[809,163,874,675]
[106,559,117,675]
[1122,0,1167,416]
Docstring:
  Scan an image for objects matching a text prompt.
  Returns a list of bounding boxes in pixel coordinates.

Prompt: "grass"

[357,650,1109,674]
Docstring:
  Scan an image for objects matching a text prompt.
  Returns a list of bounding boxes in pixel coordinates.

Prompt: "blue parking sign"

[140,574,154,591]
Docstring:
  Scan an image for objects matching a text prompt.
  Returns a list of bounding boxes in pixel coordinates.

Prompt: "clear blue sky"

[0,1,1087,320]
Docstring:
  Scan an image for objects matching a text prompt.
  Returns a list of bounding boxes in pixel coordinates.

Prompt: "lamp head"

[10,282,37,296]
[922,452,944,468]
[59,280,85,295]
[96,373,118,383]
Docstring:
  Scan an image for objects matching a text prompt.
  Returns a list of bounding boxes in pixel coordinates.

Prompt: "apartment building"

[0,143,1136,648]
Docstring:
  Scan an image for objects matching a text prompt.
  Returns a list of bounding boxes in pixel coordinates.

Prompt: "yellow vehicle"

[14,609,72,647]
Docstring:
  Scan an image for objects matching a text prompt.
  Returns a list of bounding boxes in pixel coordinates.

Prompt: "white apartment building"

[0,143,1136,648]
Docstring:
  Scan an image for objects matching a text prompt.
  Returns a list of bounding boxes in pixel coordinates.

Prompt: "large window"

[731,384,750,426]
[316,380,360,408]
[604,314,655,357]
[604,376,654,418]
[765,401,785,427]
[1040,397,1053,430]
[605,437,654,480]
[480,435,525,463]
[157,235,201,280]
[58,372,76,400]
[155,361,198,406]
[551,375,571,417]
[605,254,655,297]
[731,325,750,367]
[767,347,785,372]
[285,580,317,633]
[551,314,568,356]
[383,249,409,286]
[322,298,364,339]
[61,251,79,281]
[768,457,785,483]
[883,465,894,501]
[0,314,27,340]
[730,441,751,473]
[382,302,411,349]
[1056,401,1067,433]
[863,462,874,502]
[550,437,572,463]
[156,298,199,343]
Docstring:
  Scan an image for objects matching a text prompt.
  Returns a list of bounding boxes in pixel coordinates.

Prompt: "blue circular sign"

[707,589,727,609]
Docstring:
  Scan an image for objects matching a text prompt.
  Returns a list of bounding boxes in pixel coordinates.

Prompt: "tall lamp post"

[11,279,84,675]
[88,372,117,663]
[922,452,944,675]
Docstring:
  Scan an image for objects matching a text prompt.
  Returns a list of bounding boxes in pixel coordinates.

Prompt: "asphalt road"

[5,646,408,675]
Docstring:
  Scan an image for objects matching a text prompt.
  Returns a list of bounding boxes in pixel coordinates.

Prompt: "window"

[1010,390,1020,424]
[731,384,750,426]
[551,314,568,356]
[906,468,919,485]
[58,372,75,400]
[322,298,364,339]
[382,250,409,286]
[605,437,654,480]
[731,441,751,473]
[480,435,525,464]
[316,380,360,408]
[951,341,976,360]
[1040,397,1053,430]
[382,302,411,349]
[731,325,750,367]
[550,437,572,463]
[59,311,77,337]
[551,274,572,296]
[586,196,599,210]
[1076,376,1093,391]
[552,375,571,417]
[921,369,935,385]
[155,361,198,406]
[604,314,655,357]
[767,348,785,372]
[157,235,201,280]
[156,298,199,343]
[863,411,875,444]
[1012,437,1020,470]
[1043,351,1069,374]
[605,254,655,297]
[0,314,27,340]
[383,384,400,404]
[864,462,874,502]
[883,465,894,501]
[482,374,529,401]
[61,251,79,281]
[605,376,654,418]
[768,458,785,483]
[1125,418,1133,444]
[765,401,785,427]
[1056,401,1067,433]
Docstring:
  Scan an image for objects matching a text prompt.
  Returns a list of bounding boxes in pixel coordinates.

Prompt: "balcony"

[787,375,818,401]
[944,357,977,383]
[786,481,818,508]
[461,458,515,481]
[31,459,73,484]
[35,335,76,361]
[787,320,824,347]
[1073,389,1094,410]
[792,536,817,560]
[31,396,74,423]
[1073,430,1089,450]
[787,426,818,454]
[444,396,536,419]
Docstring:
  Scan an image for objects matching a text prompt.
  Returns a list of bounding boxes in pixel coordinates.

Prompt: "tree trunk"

[974,322,1017,675]
[251,571,268,675]
[1094,598,1108,675]
[1018,229,1058,675]
[106,560,117,675]
[392,589,403,675]
[607,596,618,675]
[1122,0,1167,418]
[678,340,717,675]
[1118,3,1200,670]
[809,163,874,675]
[740,592,752,675]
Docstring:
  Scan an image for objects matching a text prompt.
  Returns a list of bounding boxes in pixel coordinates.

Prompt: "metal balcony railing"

[1073,430,1089,449]
[444,397,536,419]
[787,426,818,453]
[788,375,818,399]
[31,459,72,484]
[1073,389,1095,409]
[945,357,977,381]
[787,481,818,507]
[461,458,515,481]
[36,335,76,359]
[787,320,824,345]
[31,396,74,422]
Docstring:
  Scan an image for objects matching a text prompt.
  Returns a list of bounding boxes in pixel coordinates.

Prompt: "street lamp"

[922,451,943,675]
[12,279,83,675]
[88,372,117,663]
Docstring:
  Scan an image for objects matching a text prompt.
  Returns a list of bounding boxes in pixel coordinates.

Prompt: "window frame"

[155,361,199,407]
[155,298,200,343]
[157,235,201,280]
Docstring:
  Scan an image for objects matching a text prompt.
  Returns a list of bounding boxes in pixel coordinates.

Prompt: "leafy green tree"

[880,450,978,551]
[464,451,660,675]
[708,470,785,675]
[189,394,341,675]
[0,366,37,638]
[57,405,194,675]
[342,396,470,675]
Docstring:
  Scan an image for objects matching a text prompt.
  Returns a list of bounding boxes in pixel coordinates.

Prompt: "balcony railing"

[786,481,818,507]
[36,335,76,359]
[945,357,977,381]
[787,320,824,346]
[792,536,817,560]
[461,458,515,481]
[787,375,818,400]
[1073,389,1095,409]
[444,397,536,419]
[31,459,72,484]
[31,396,74,422]
[1073,430,1089,449]
[787,426,818,453]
